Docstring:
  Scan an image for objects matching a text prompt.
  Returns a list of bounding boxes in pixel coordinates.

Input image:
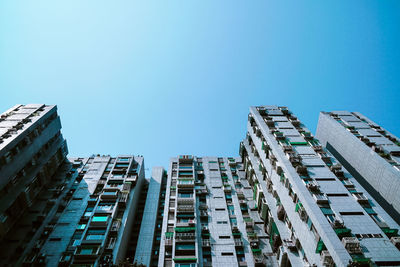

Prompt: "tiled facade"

[316,111,400,224]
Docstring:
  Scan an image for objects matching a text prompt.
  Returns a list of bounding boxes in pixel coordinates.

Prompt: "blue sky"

[1,1,399,172]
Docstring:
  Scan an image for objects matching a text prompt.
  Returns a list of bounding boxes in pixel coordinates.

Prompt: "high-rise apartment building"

[240,106,400,266]
[21,155,146,266]
[316,111,400,224]
[1,103,400,267]
[0,104,68,264]
[158,156,276,267]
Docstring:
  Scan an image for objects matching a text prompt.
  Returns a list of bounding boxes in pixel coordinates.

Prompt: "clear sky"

[1,1,399,172]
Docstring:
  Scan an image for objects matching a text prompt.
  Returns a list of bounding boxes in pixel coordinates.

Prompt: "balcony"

[173,256,197,263]
[282,145,292,153]
[165,239,173,247]
[296,165,308,176]
[244,217,254,229]
[261,141,270,152]
[177,205,195,212]
[288,154,301,166]
[179,155,193,163]
[200,210,208,218]
[352,192,369,204]
[199,204,208,210]
[118,192,129,206]
[234,238,244,247]
[306,181,320,192]
[313,193,329,204]
[253,254,264,266]
[177,179,195,188]
[110,220,120,235]
[195,187,208,195]
[312,145,323,153]
[283,238,296,251]
[330,164,342,172]
[342,237,362,254]
[177,197,194,205]
[342,180,355,189]
[224,185,232,193]
[101,191,118,200]
[176,220,195,227]
[175,233,196,241]
[237,190,245,200]
[74,245,100,260]
[105,237,116,251]
[247,231,258,242]
[90,215,110,227]
[202,239,211,247]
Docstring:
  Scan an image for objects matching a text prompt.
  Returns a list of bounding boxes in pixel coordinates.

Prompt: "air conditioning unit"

[298,206,307,221]
[391,237,400,249]
[330,164,342,171]
[306,181,319,192]
[342,237,361,253]
[296,165,308,175]
[313,145,323,152]
[321,250,334,267]
[332,218,344,229]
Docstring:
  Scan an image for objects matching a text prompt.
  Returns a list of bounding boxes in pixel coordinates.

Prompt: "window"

[115,163,129,168]
[178,193,193,198]
[221,252,234,256]
[179,171,193,176]
[86,234,104,240]
[326,193,348,197]
[77,246,98,255]
[217,221,228,224]
[92,216,108,222]
[371,214,383,223]
[339,212,364,216]
[219,236,230,239]
[176,244,195,250]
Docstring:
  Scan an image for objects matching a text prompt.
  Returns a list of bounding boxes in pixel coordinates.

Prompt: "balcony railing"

[234,239,243,247]
[175,233,196,241]
[202,239,211,247]
[177,205,195,212]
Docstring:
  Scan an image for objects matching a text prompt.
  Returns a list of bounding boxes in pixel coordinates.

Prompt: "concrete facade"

[0,104,68,266]
[241,106,400,266]
[158,156,276,267]
[1,103,400,267]
[22,155,145,266]
[316,111,400,224]
[135,166,167,266]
